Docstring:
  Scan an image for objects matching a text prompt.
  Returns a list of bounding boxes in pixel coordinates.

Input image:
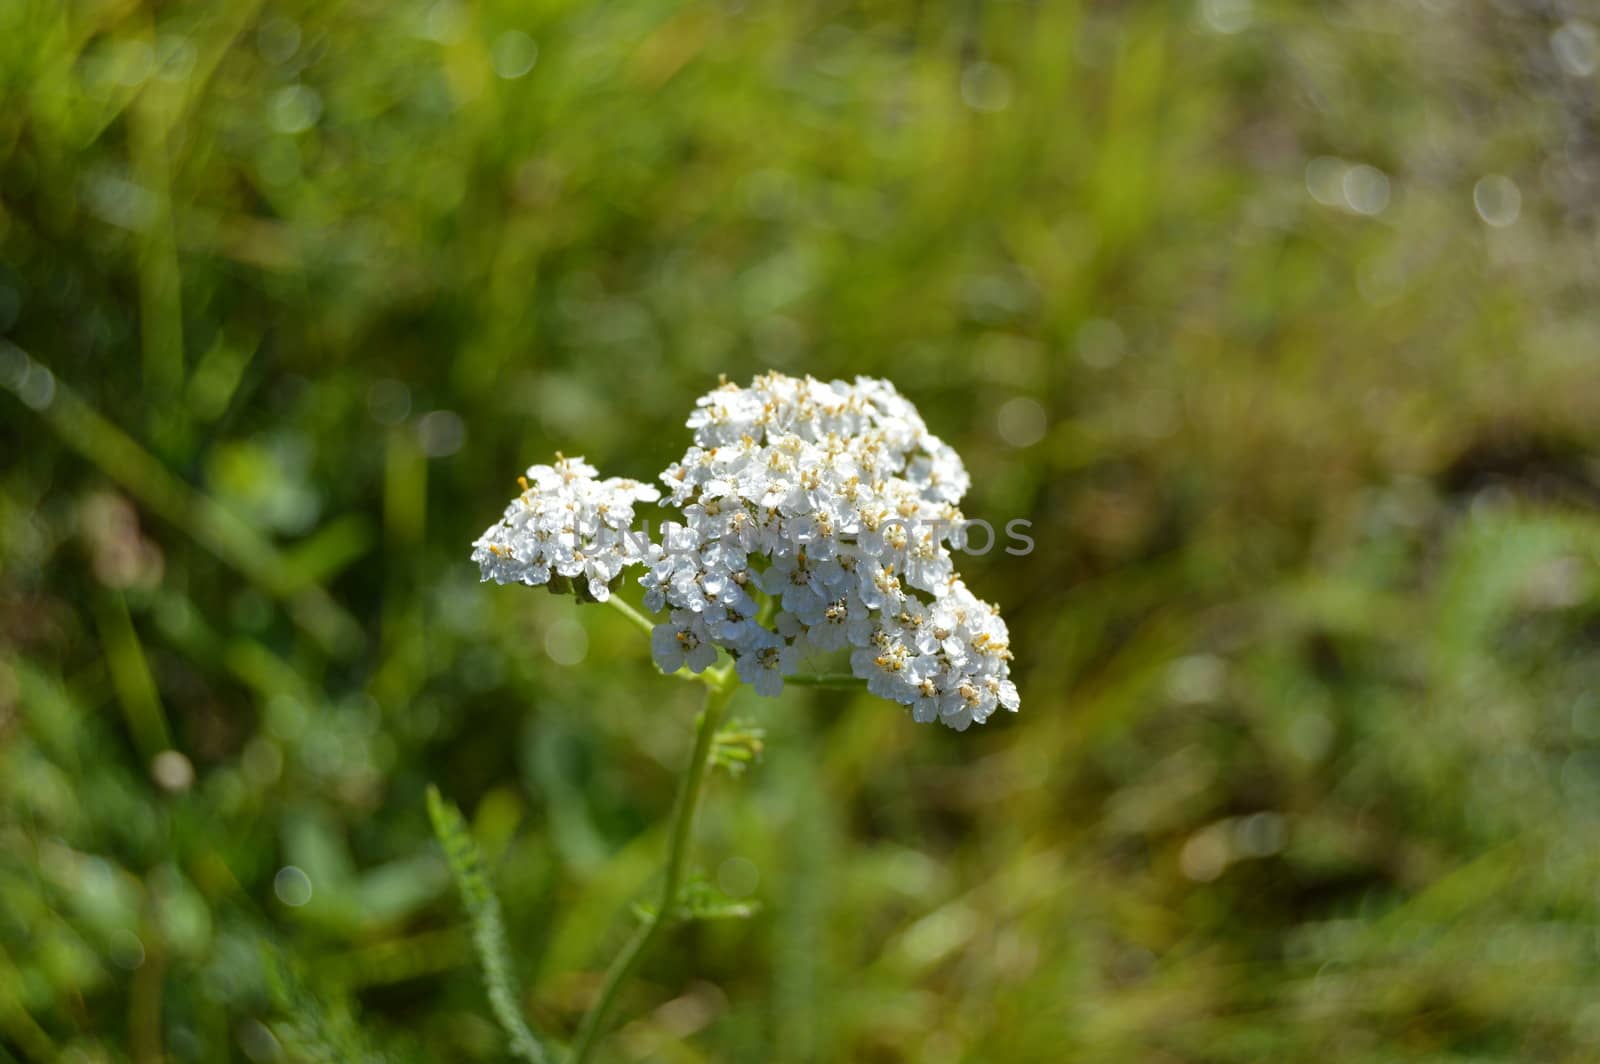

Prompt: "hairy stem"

[568,672,737,1062]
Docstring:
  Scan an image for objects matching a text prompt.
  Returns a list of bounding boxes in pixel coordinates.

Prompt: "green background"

[3,0,1600,1060]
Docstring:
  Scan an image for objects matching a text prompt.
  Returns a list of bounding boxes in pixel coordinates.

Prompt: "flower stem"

[568,671,737,1063]
[604,594,658,640]
[605,595,712,683]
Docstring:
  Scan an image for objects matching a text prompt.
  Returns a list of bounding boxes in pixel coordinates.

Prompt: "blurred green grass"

[3,0,1600,1061]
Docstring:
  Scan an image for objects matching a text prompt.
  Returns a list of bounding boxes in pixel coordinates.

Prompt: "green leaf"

[710,721,765,778]
[425,786,550,1064]
[632,874,761,924]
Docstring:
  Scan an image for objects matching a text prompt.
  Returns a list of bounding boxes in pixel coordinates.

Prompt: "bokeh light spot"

[416,409,466,457]
[1076,318,1127,368]
[961,62,1013,113]
[1552,21,1598,77]
[1342,164,1390,216]
[269,85,322,135]
[1199,0,1253,34]
[1180,826,1230,882]
[1305,156,1346,207]
[997,397,1047,448]
[423,1,466,44]
[543,616,589,666]
[151,750,195,793]
[492,31,539,79]
[1473,174,1521,227]
[1167,654,1226,704]
[17,361,55,411]
[1234,812,1288,857]
[273,866,313,907]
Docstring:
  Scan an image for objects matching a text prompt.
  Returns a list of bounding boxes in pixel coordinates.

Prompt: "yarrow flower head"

[472,374,1019,730]
[471,455,659,602]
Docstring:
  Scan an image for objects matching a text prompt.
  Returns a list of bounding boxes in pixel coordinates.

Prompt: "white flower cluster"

[641,373,1018,730]
[471,374,1019,730]
[471,456,659,602]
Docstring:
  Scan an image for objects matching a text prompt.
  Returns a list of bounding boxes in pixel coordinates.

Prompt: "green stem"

[604,595,658,640]
[568,672,737,1063]
[604,596,705,683]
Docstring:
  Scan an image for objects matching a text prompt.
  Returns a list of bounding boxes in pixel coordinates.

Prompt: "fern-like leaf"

[426,785,551,1064]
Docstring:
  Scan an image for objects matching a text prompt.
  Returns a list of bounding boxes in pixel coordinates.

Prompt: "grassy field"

[3,0,1600,1060]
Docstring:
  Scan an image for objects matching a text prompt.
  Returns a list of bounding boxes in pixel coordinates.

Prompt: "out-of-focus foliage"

[427,785,551,1063]
[2,0,1599,1060]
